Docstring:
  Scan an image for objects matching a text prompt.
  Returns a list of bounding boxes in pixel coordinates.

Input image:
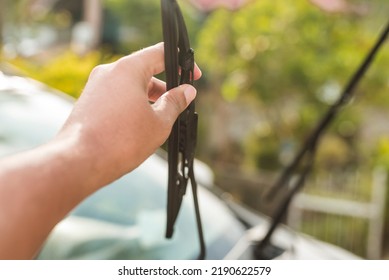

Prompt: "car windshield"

[0,73,72,156]
[0,73,246,260]
[47,155,246,260]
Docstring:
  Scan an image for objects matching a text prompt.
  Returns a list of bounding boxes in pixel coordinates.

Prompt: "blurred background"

[0,0,388,259]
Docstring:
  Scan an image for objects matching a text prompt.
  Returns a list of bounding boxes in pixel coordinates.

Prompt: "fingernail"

[184,85,197,104]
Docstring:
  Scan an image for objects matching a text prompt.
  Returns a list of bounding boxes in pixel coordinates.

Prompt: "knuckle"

[89,64,108,79]
[110,58,131,76]
[114,55,148,86]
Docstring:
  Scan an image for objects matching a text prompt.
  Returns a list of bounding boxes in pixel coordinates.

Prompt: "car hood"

[222,198,361,260]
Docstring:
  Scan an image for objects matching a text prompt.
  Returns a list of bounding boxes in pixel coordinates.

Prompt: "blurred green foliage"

[103,0,162,52]
[8,51,117,98]
[103,0,201,53]
[4,0,201,97]
[374,137,389,169]
[196,0,389,172]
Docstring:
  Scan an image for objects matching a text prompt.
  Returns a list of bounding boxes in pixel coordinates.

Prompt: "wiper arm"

[255,21,389,259]
[161,0,206,260]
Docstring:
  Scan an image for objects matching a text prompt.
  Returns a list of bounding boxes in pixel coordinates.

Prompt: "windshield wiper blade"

[161,0,206,260]
[255,21,389,259]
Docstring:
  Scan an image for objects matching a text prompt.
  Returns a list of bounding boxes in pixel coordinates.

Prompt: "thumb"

[152,84,197,125]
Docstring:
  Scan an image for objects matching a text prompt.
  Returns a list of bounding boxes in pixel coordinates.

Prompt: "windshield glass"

[0,84,72,156]
[44,154,246,260]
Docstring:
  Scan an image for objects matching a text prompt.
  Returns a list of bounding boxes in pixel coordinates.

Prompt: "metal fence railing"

[287,167,387,259]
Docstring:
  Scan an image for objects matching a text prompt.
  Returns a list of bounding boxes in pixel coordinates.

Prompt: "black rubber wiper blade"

[161,0,206,260]
[255,20,389,259]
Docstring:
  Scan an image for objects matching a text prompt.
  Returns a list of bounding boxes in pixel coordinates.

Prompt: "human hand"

[59,42,202,188]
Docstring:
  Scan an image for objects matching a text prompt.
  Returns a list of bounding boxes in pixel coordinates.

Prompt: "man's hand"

[61,42,201,188]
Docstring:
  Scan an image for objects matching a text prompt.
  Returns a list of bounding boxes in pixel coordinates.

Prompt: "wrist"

[53,123,107,195]
[55,121,135,195]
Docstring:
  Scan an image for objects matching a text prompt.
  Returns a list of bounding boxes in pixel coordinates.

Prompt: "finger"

[149,61,200,102]
[152,84,197,126]
[148,77,166,102]
[130,43,202,81]
[194,63,202,80]
[178,62,202,80]
[118,42,165,86]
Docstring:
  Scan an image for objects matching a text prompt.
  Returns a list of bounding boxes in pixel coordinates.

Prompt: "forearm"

[0,126,102,259]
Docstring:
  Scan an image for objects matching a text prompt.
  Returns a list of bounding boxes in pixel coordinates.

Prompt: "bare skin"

[0,42,201,259]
